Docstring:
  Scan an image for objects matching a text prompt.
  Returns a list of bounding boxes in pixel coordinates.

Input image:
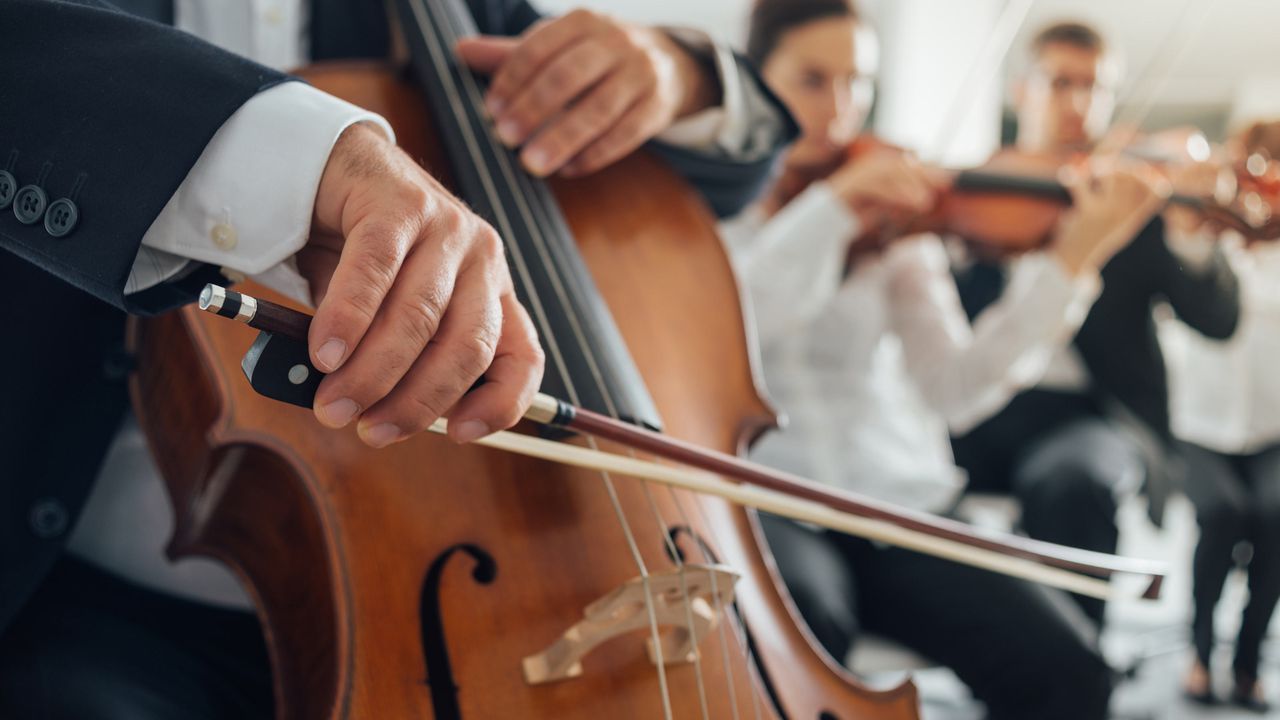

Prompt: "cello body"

[131,62,920,719]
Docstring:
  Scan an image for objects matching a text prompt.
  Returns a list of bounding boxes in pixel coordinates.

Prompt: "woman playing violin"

[725,2,1166,718]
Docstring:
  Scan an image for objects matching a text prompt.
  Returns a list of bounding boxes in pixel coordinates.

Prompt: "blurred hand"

[1164,159,1235,236]
[456,9,719,178]
[296,123,545,448]
[1051,163,1169,275]
[827,148,939,233]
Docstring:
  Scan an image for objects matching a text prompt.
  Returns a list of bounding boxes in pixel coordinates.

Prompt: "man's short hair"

[1030,21,1106,57]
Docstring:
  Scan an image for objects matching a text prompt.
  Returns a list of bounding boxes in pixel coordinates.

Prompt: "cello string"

[445,20,762,714]
[436,9,738,715]
[406,0,675,713]
[448,19,766,715]
[684,488,761,718]
[418,0,686,715]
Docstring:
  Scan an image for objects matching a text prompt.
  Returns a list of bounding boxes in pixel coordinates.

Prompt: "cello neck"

[393,0,663,430]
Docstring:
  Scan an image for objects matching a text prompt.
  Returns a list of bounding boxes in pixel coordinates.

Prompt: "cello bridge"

[522,563,740,685]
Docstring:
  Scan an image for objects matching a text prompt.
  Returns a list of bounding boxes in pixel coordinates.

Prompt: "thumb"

[455,36,518,75]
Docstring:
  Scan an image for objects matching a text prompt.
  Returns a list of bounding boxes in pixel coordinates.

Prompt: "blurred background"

[543,2,1280,717]
[541,0,1280,166]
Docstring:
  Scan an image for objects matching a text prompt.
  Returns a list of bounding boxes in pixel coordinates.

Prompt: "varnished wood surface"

[130,63,921,720]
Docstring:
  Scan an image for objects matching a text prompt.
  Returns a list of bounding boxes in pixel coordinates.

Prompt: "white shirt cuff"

[656,28,783,162]
[126,81,394,305]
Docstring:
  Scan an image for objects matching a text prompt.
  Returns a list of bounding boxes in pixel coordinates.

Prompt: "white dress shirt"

[721,182,1101,513]
[1164,239,1280,454]
[69,1,778,608]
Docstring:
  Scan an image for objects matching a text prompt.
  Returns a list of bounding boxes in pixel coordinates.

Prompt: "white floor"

[852,495,1280,719]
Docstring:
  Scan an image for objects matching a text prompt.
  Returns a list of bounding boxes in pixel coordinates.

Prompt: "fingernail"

[486,95,506,116]
[452,419,491,444]
[496,119,521,146]
[523,147,551,176]
[360,422,402,449]
[319,398,359,427]
[315,338,347,371]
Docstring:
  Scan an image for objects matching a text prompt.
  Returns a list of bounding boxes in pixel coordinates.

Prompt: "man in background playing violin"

[951,21,1241,627]
[0,1,795,716]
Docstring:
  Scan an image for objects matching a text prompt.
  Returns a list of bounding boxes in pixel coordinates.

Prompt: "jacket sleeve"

[0,0,291,313]
[1153,217,1241,340]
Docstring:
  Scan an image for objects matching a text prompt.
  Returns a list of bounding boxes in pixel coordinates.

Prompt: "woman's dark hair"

[746,0,860,68]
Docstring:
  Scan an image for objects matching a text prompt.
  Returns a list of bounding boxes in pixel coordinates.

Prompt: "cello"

[129,0,922,716]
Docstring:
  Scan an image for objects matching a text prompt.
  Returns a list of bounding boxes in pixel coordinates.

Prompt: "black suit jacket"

[0,0,793,633]
[953,216,1240,518]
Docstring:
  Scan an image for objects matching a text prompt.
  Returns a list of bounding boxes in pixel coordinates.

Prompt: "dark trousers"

[760,514,1113,720]
[0,557,273,720]
[952,389,1144,624]
[1180,441,1280,680]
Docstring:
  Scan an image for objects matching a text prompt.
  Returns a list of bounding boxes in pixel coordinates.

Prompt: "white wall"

[536,0,750,46]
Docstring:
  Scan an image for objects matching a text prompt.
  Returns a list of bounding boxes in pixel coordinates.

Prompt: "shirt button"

[29,498,69,539]
[263,6,283,24]
[211,222,238,251]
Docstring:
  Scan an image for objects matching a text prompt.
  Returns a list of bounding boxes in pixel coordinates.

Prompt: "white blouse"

[1164,240,1280,454]
[722,182,1101,513]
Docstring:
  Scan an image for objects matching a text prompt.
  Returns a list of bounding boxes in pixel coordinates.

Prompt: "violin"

[771,132,1280,260]
[1232,120,1280,231]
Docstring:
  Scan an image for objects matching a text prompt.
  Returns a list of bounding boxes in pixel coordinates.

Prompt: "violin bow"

[200,284,1167,601]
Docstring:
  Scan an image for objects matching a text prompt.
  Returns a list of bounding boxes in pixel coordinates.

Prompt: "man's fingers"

[355,259,506,448]
[484,11,602,114]
[558,93,660,178]
[492,37,620,149]
[446,292,545,443]
[455,35,518,75]
[308,218,415,375]
[294,232,343,304]
[311,217,466,430]
[520,64,647,176]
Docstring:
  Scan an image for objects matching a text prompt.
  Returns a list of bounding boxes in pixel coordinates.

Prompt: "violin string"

[1094,0,1203,161]
[408,2,676,715]
[868,0,1035,249]
[922,0,1036,165]
[419,0,696,715]
[435,7,739,714]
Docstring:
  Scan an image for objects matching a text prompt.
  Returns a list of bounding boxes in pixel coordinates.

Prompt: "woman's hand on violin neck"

[1050,165,1170,275]
[827,148,938,232]
[456,9,719,178]
[299,122,545,449]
